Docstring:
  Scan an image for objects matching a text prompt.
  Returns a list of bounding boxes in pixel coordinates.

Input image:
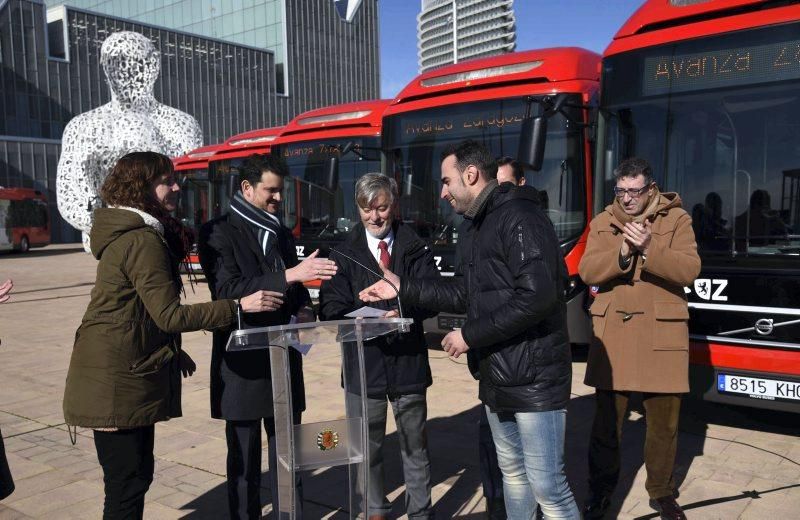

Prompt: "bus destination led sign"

[403,112,525,137]
[643,39,800,96]
[282,142,362,161]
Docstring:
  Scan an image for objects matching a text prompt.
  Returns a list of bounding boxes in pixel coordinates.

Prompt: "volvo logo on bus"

[754,318,774,336]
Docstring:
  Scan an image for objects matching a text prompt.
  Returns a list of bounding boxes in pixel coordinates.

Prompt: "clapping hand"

[622,220,652,255]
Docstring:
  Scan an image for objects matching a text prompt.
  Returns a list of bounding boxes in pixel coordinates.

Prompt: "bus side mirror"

[403,173,413,197]
[394,167,413,197]
[176,176,188,213]
[227,172,240,198]
[519,116,548,171]
[326,157,340,192]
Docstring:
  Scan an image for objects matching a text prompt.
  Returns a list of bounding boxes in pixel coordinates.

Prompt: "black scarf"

[229,191,283,257]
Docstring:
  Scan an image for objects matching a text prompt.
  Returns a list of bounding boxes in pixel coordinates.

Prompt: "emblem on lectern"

[316,428,339,451]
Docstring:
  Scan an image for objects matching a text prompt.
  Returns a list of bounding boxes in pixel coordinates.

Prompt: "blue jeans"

[485,407,579,520]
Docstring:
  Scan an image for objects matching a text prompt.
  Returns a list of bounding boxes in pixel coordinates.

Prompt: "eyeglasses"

[613,184,652,198]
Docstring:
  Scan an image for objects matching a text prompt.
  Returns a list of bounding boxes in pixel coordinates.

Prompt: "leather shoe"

[367,515,386,520]
[583,492,611,519]
[649,495,687,520]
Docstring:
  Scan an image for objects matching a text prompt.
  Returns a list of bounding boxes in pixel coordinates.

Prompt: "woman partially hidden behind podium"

[62,152,282,519]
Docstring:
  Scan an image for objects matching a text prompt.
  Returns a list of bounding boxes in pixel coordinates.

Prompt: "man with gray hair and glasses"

[319,173,440,520]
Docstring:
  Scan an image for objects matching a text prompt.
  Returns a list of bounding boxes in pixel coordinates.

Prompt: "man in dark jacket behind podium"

[359,141,580,519]
[198,154,338,519]
[319,173,439,520]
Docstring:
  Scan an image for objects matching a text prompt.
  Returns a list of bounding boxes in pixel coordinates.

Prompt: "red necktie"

[378,240,391,269]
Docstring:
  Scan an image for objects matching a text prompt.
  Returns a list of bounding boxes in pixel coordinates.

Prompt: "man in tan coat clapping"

[579,158,701,520]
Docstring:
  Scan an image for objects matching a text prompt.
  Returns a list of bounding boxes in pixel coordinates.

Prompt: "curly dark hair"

[100,151,192,262]
[613,157,654,185]
[100,151,174,220]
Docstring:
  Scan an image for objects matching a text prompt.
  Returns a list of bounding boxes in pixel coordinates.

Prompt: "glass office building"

[1,0,379,242]
[46,0,290,92]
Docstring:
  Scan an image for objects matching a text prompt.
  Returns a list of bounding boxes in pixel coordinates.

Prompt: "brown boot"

[649,495,687,520]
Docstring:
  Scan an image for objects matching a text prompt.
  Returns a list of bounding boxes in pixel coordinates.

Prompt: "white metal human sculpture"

[56,31,202,252]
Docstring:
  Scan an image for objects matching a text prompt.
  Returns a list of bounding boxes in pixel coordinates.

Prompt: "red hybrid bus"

[382,48,600,342]
[174,144,222,231]
[0,187,50,253]
[596,0,800,411]
[269,100,390,299]
[173,143,223,271]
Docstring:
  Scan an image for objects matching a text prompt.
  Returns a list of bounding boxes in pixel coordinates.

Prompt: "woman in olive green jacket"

[62,152,283,520]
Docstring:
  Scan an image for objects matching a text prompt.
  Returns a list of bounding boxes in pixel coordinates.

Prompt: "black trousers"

[93,426,155,520]
[0,428,14,500]
[479,406,508,519]
[226,414,303,520]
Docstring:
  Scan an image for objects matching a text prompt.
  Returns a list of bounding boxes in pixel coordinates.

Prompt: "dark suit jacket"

[199,211,309,420]
[318,221,439,398]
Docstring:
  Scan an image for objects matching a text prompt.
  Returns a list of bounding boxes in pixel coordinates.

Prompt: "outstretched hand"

[286,249,338,283]
[0,279,13,304]
[358,265,401,302]
[240,290,285,313]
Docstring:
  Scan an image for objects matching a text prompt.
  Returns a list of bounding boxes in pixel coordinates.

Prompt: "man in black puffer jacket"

[360,141,579,519]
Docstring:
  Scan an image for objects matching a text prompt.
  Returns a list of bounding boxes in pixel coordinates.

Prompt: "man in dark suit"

[198,154,338,519]
[319,173,439,520]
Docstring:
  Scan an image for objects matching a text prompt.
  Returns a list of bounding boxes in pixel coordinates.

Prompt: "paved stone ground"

[0,245,797,519]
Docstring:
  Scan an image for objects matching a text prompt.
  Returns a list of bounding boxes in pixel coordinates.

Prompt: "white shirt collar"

[365,228,394,264]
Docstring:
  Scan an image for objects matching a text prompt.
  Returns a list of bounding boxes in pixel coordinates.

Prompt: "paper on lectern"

[344,306,388,318]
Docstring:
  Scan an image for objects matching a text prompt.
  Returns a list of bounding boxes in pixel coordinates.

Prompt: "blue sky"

[379,0,644,98]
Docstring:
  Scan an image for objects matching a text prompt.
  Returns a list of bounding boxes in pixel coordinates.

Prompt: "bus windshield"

[272,136,382,241]
[598,22,800,259]
[383,95,587,246]
[177,169,209,236]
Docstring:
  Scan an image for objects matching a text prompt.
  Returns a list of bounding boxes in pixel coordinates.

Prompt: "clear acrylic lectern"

[225,317,413,519]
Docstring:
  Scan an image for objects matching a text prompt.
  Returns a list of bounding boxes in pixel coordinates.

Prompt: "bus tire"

[18,235,29,253]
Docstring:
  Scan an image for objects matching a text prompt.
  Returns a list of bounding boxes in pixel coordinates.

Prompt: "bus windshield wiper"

[317,223,332,237]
